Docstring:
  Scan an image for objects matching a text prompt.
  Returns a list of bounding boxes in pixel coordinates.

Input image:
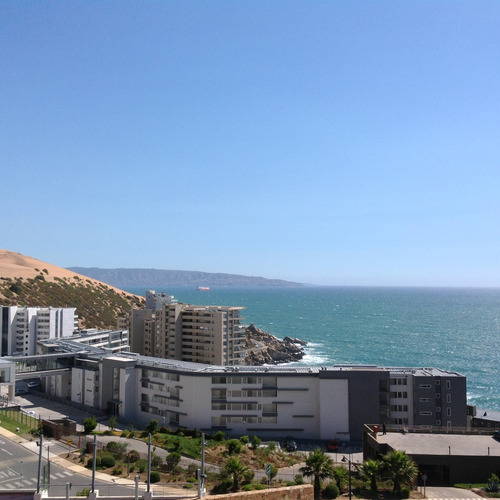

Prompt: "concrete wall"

[210,484,313,500]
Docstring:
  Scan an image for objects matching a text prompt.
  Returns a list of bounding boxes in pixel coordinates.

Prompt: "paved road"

[0,427,196,498]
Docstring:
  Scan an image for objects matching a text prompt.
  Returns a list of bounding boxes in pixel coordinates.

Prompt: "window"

[419,398,431,402]
[446,380,451,390]
[420,411,432,416]
[446,394,451,403]
[436,380,441,386]
[447,408,452,416]
[419,384,431,389]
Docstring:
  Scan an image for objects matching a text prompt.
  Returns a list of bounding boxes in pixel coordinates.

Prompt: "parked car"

[326,439,339,451]
[493,430,500,441]
[283,436,298,452]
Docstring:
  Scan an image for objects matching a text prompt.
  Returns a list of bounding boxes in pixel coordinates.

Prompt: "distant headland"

[67,267,304,288]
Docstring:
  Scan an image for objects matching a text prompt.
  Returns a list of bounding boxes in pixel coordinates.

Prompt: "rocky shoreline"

[243,323,307,365]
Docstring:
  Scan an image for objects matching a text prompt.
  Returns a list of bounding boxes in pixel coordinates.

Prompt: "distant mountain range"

[67,267,304,288]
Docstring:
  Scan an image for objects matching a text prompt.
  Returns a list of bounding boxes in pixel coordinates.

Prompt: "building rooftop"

[379,431,500,457]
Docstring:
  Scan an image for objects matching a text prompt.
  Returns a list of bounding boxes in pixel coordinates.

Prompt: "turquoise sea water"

[125,286,500,412]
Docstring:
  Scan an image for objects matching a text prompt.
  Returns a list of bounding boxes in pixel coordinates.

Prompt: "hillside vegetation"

[0,270,144,329]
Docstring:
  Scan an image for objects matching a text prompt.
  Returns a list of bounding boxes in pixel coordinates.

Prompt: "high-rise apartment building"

[153,303,247,365]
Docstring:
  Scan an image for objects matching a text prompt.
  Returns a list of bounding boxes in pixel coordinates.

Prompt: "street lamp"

[342,455,352,500]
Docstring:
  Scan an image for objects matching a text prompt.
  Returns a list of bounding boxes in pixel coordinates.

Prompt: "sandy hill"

[0,249,143,329]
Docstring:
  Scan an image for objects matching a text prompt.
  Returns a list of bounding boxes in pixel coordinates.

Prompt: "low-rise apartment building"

[34,341,466,441]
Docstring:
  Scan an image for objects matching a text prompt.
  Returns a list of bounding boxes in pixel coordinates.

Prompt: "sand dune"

[0,249,135,296]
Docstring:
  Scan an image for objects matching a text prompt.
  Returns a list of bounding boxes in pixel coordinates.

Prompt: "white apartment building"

[145,290,177,311]
[0,305,77,356]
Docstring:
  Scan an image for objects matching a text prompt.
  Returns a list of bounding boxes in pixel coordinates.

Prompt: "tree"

[361,459,380,494]
[381,450,418,496]
[144,419,159,435]
[226,439,242,455]
[332,465,349,490]
[300,448,334,498]
[83,416,97,434]
[221,457,249,491]
[166,451,181,470]
[108,415,117,431]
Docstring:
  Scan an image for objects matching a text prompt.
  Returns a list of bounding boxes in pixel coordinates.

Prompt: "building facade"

[128,299,247,366]
[0,305,77,356]
[39,345,466,442]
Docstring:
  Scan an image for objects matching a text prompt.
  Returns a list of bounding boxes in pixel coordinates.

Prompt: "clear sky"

[2,1,499,287]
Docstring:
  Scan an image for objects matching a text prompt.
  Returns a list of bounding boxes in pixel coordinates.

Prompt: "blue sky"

[2,1,499,286]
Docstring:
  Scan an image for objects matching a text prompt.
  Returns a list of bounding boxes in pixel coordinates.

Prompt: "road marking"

[1,448,13,456]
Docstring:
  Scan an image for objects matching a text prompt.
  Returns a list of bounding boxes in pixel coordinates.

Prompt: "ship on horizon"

[197,286,210,291]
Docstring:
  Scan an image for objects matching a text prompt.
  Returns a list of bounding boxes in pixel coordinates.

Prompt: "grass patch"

[455,483,486,489]
[0,412,33,434]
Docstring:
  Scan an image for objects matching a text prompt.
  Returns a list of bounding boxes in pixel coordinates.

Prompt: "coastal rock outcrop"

[244,323,307,365]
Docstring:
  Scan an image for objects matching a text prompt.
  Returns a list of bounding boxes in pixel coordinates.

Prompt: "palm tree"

[361,459,380,494]
[381,450,418,496]
[300,448,335,498]
[221,456,249,491]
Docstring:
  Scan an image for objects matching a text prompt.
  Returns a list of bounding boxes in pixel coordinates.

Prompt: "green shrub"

[86,457,101,469]
[322,483,340,499]
[251,435,261,449]
[226,439,242,455]
[213,431,225,442]
[212,479,233,494]
[100,454,116,468]
[242,484,254,491]
[400,486,411,498]
[294,474,305,485]
[150,471,161,483]
[254,483,266,490]
[183,483,194,489]
[136,459,147,473]
[112,467,123,476]
[239,435,250,444]
[83,417,97,434]
[128,450,140,463]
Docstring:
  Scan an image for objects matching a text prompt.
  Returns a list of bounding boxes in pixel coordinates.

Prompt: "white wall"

[318,378,349,441]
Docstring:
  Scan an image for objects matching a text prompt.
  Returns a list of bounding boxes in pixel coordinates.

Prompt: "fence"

[0,407,39,430]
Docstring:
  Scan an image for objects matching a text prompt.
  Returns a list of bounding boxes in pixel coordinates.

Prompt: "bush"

[86,457,101,469]
[242,484,254,491]
[183,483,194,489]
[121,429,129,438]
[226,439,242,455]
[212,479,233,494]
[106,441,128,460]
[251,435,262,449]
[294,474,305,485]
[136,459,147,473]
[112,467,123,476]
[400,486,411,498]
[322,483,340,499]
[150,471,161,483]
[239,435,250,444]
[128,450,140,463]
[100,454,116,468]
[83,417,97,434]
[254,483,266,490]
[213,431,225,442]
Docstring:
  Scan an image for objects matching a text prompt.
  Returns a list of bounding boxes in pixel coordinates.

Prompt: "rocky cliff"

[244,323,306,365]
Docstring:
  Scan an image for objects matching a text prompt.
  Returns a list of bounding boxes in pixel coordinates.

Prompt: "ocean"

[125,286,500,412]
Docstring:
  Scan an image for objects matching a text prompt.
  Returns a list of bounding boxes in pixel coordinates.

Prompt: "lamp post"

[342,455,352,500]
